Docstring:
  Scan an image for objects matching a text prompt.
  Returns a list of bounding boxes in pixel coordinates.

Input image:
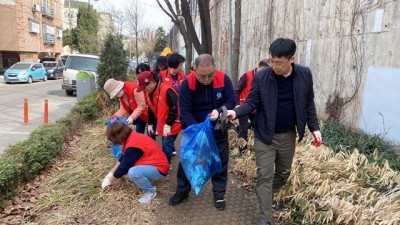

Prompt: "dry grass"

[25,122,163,225]
[229,129,400,224]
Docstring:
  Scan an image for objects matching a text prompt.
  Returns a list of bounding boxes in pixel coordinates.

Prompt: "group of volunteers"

[101,38,322,225]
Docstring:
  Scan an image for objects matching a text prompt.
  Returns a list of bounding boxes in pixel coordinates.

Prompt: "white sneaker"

[138,192,157,204]
[169,164,173,171]
[172,151,176,156]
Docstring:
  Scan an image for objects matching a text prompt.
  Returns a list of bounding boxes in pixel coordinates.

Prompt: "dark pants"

[133,118,146,133]
[238,113,255,140]
[162,135,177,163]
[174,133,229,200]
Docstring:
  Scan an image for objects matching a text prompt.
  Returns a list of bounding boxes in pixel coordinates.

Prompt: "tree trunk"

[198,0,212,54]
[181,0,201,54]
[232,0,241,84]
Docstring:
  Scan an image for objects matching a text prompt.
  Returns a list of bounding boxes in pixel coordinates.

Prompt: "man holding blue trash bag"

[168,54,236,211]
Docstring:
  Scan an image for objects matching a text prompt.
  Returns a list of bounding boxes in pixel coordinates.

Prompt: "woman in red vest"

[103,78,148,133]
[136,71,181,169]
[101,122,169,204]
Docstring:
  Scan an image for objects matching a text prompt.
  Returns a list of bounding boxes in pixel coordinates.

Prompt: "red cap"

[136,71,153,92]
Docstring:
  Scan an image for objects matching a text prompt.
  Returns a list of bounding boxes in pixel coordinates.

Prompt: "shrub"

[322,120,400,170]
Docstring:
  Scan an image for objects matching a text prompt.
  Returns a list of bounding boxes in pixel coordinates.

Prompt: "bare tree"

[125,0,145,64]
[140,28,157,63]
[156,0,193,74]
[232,0,241,84]
[156,0,213,73]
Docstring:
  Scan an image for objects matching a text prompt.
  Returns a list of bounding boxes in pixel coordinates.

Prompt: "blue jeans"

[133,118,146,133]
[128,165,165,193]
[162,135,177,163]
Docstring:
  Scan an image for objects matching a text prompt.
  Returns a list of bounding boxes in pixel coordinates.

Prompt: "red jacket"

[147,83,181,136]
[123,132,169,175]
[119,82,148,122]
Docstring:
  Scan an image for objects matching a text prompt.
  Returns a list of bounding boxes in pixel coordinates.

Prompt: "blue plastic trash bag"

[106,117,127,160]
[180,117,222,195]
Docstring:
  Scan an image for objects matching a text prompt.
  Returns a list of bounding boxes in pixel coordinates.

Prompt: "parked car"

[43,61,63,79]
[62,54,100,96]
[3,62,47,84]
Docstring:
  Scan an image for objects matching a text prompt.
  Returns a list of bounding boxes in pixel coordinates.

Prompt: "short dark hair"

[106,122,132,145]
[258,59,269,67]
[136,63,150,74]
[269,38,296,59]
[167,53,185,69]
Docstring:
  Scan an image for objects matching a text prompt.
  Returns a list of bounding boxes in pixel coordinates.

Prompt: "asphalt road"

[0,76,77,155]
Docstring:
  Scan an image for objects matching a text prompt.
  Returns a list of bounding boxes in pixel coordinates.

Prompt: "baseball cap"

[136,71,153,92]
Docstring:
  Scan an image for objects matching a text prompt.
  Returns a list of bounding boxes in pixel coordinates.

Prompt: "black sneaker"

[214,199,226,211]
[168,193,188,206]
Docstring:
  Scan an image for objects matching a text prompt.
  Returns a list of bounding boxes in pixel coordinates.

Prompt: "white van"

[61,54,100,96]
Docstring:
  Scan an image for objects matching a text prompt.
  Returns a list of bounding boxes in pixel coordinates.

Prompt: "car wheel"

[43,75,47,82]
[27,76,33,84]
[65,90,74,96]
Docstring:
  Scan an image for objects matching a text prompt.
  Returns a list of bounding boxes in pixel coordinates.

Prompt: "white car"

[61,54,100,96]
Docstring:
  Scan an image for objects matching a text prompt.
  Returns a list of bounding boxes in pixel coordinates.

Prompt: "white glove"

[210,109,219,121]
[226,110,237,120]
[126,116,134,124]
[101,172,114,190]
[163,124,171,137]
[311,130,322,147]
[147,125,154,135]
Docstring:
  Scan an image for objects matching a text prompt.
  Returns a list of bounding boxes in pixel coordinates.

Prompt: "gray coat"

[234,64,320,145]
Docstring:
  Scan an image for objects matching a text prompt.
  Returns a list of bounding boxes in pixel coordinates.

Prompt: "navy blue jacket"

[179,71,236,129]
[234,64,320,144]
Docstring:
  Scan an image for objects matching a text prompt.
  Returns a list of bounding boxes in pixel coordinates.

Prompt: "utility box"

[76,71,95,103]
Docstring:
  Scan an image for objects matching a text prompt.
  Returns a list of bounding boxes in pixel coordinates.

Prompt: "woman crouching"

[101,121,169,204]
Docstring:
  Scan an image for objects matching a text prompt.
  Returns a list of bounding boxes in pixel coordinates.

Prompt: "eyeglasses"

[267,58,290,67]
[196,71,215,80]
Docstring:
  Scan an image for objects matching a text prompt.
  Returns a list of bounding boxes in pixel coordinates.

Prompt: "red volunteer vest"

[239,69,255,105]
[123,132,169,175]
[146,83,181,136]
[187,70,225,90]
[160,70,185,87]
[119,82,148,122]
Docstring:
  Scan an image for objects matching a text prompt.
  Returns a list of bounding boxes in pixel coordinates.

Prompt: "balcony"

[43,33,55,45]
[41,7,54,19]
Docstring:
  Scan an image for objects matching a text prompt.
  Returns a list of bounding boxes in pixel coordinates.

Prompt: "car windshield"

[10,63,30,70]
[65,56,100,72]
[43,62,57,68]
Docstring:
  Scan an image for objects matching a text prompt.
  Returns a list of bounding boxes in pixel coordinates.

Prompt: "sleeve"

[179,79,198,127]
[234,74,247,105]
[305,68,320,132]
[113,102,128,118]
[165,89,178,126]
[113,147,144,178]
[148,107,156,125]
[129,89,146,120]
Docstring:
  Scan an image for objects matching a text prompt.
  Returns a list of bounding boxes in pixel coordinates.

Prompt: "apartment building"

[0,0,63,73]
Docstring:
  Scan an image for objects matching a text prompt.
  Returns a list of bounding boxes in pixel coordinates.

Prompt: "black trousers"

[174,133,229,200]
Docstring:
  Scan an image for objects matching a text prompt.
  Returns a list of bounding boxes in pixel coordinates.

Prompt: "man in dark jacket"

[227,38,322,225]
[169,54,236,211]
